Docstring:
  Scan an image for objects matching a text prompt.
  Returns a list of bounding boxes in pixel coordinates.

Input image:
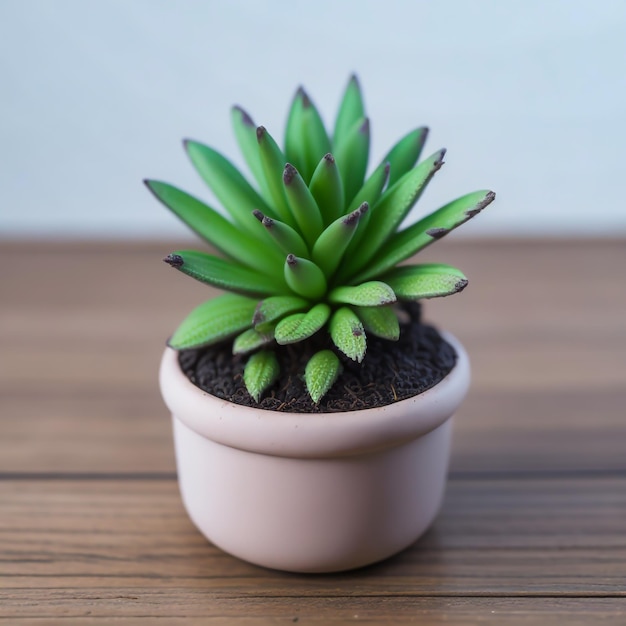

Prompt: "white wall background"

[1,0,625,238]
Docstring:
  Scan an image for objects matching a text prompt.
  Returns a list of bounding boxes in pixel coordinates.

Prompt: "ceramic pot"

[159,332,470,573]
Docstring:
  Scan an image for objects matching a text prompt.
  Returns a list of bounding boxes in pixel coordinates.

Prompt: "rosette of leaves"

[146,75,495,404]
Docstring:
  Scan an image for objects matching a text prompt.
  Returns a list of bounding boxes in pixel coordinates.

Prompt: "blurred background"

[1,0,625,239]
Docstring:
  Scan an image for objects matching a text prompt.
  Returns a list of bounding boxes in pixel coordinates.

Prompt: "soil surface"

[178,303,457,413]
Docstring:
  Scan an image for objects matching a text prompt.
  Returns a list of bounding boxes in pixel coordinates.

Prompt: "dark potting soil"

[178,303,457,413]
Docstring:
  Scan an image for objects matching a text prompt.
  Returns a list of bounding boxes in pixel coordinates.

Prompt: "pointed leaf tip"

[286,253,297,266]
[164,254,184,268]
[233,105,255,126]
[256,125,266,141]
[305,350,342,404]
[343,203,367,226]
[300,88,312,108]
[324,153,335,164]
[466,191,496,217]
[283,163,297,184]
[244,350,280,402]
[456,278,469,292]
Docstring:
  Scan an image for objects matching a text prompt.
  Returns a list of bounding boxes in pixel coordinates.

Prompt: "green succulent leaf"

[355,305,400,341]
[342,162,391,261]
[184,140,274,232]
[329,307,367,363]
[300,89,332,183]
[334,117,370,204]
[230,105,269,198]
[274,303,331,345]
[333,74,365,151]
[328,281,396,307]
[283,163,324,247]
[346,161,390,214]
[311,203,367,277]
[344,149,446,279]
[284,87,307,177]
[252,209,309,258]
[309,153,345,225]
[382,127,429,188]
[252,295,310,330]
[382,264,468,300]
[256,126,294,225]
[244,350,280,402]
[353,190,496,282]
[305,349,343,404]
[168,293,258,350]
[233,326,275,354]
[164,250,287,296]
[284,254,327,299]
[145,181,282,273]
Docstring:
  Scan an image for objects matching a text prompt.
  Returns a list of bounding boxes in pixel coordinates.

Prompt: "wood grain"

[1,239,625,623]
[3,599,626,626]
[1,478,625,594]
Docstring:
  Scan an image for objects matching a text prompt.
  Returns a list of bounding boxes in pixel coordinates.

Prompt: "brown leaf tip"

[286,253,297,266]
[234,105,254,127]
[343,202,369,227]
[465,191,496,218]
[300,88,312,108]
[349,73,361,89]
[426,227,449,240]
[360,118,370,134]
[283,163,298,184]
[252,209,265,222]
[256,126,266,142]
[323,153,335,164]
[163,254,184,268]
[455,278,469,293]
[252,302,265,326]
[434,148,447,168]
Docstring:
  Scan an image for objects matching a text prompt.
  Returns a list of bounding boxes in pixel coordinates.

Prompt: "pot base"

[173,415,452,573]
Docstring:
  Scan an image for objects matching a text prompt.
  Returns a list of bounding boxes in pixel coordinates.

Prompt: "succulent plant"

[146,75,495,404]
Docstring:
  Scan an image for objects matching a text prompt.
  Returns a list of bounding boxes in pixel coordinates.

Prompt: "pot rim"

[159,331,470,458]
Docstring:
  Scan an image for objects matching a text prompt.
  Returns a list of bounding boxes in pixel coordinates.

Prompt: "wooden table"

[1,239,625,624]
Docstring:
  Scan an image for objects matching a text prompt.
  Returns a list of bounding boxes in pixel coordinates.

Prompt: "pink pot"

[159,333,470,573]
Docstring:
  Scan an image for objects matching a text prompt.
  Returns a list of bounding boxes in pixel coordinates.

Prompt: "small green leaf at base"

[233,326,275,355]
[355,306,400,341]
[274,303,331,345]
[383,264,468,300]
[168,294,258,350]
[328,281,396,307]
[305,350,343,404]
[253,295,309,330]
[329,307,367,362]
[244,350,280,403]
